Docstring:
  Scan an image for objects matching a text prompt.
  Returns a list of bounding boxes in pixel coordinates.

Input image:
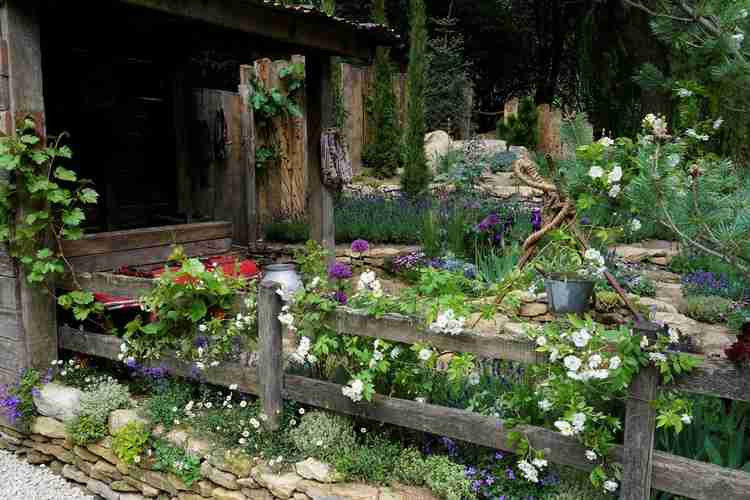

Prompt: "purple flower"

[478,214,501,232]
[471,480,482,492]
[351,239,370,254]
[465,466,477,477]
[580,216,591,225]
[140,366,168,380]
[125,357,139,369]
[495,452,504,460]
[333,291,348,305]
[506,467,516,480]
[195,336,209,349]
[485,474,495,485]
[328,262,353,280]
[531,208,542,232]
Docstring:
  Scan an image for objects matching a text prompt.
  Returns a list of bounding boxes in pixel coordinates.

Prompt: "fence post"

[620,365,659,500]
[258,281,284,430]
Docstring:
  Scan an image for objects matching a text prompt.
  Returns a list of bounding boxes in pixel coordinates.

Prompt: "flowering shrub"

[502,317,698,493]
[112,421,151,465]
[0,369,44,429]
[152,439,201,486]
[289,411,357,462]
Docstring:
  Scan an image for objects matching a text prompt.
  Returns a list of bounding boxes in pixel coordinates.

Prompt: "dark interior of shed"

[39,0,295,233]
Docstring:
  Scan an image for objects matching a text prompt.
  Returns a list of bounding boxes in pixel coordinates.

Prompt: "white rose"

[418,348,433,361]
[603,480,619,492]
[607,165,623,184]
[563,355,582,372]
[585,450,597,461]
[588,165,604,179]
[571,328,591,348]
[609,356,621,370]
[608,184,621,198]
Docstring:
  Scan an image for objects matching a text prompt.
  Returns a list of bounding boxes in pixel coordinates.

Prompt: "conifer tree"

[401,0,431,197]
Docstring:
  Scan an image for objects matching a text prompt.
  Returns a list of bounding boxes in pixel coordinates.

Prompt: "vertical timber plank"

[306,53,335,257]
[620,366,658,500]
[258,281,283,430]
[239,65,257,243]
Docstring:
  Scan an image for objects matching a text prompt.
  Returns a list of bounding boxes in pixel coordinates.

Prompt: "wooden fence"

[56,277,750,500]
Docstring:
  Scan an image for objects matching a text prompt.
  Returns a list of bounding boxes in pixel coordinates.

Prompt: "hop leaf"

[54,167,77,182]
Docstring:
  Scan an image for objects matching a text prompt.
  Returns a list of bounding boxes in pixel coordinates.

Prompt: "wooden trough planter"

[58,282,750,500]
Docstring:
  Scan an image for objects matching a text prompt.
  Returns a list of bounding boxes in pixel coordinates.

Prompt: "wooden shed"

[0,0,400,386]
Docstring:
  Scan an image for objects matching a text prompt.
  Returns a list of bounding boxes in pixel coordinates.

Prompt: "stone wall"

[0,383,437,500]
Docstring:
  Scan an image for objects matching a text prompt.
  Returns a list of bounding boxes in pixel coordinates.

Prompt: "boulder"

[62,464,88,484]
[209,449,254,478]
[211,488,247,500]
[652,311,735,357]
[187,436,213,458]
[33,383,82,422]
[109,409,149,435]
[519,302,548,317]
[244,489,274,500]
[201,461,239,490]
[297,480,380,500]
[86,439,119,465]
[251,464,302,499]
[294,458,341,483]
[424,130,452,172]
[26,450,53,464]
[91,459,123,482]
[30,417,66,439]
[87,478,120,500]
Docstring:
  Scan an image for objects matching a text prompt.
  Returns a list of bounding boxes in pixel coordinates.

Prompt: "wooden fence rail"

[57,283,750,500]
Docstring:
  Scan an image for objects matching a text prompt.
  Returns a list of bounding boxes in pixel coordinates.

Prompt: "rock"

[633,296,679,314]
[424,130,452,171]
[293,458,340,483]
[652,311,735,357]
[297,480,380,500]
[453,139,508,156]
[74,455,94,475]
[519,302,548,317]
[30,442,73,463]
[209,449,254,478]
[109,409,149,435]
[201,460,239,489]
[251,465,302,499]
[112,480,140,492]
[91,459,123,481]
[195,480,216,497]
[177,494,205,500]
[48,459,64,475]
[243,489,273,500]
[62,464,88,483]
[211,488,247,500]
[33,383,83,422]
[641,269,682,284]
[612,241,679,264]
[74,445,100,462]
[292,494,310,500]
[30,433,49,442]
[654,282,684,310]
[87,438,119,464]
[164,427,190,448]
[120,494,148,500]
[187,436,213,458]
[129,466,188,495]
[87,478,120,500]
[236,477,259,489]
[124,477,160,498]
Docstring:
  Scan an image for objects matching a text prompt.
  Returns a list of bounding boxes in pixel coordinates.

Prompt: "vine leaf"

[54,167,77,182]
[62,208,85,227]
[78,188,99,204]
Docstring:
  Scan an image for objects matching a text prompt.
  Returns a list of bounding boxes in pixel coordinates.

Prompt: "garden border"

[56,281,750,500]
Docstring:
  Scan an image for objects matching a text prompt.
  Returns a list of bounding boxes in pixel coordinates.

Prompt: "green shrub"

[551,469,609,500]
[727,307,750,332]
[363,47,402,179]
[332,434,401,484]
[143,379,194,429]
[424,455,473,500]
[684,295,733,324]
[79,379,131,422]
[112,422,151,465]
[595,290,624,312]
[496,96,538,149]
[394,447,429,486]
[66,414,108,445]
[289,411,356,462]
[152,439,201,486]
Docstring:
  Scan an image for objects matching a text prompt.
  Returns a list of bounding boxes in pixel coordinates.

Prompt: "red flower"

[725,339,750,365]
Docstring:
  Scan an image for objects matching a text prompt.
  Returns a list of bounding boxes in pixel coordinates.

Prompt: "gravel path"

[0,449,94,500]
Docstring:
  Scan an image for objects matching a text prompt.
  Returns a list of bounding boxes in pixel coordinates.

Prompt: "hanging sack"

[320,128,352,190]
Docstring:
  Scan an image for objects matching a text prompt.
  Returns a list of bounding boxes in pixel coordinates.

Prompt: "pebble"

[0,449,94,500]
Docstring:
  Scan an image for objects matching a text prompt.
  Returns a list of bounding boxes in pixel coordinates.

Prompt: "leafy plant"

[66,414,108,445]
[289,410,357,462]
[152,439,202,486]
[112,421,151,465]
[0,368,44,430]
[332,433,402,484]
[684,295,734,324]
[143,379,195,430]
[78,379,131,422]
[423,455,473,500]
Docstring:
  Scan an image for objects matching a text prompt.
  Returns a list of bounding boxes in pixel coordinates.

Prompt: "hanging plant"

[0,117,102,320]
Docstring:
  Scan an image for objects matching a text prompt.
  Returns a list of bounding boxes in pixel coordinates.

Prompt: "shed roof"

[118,0,402,60]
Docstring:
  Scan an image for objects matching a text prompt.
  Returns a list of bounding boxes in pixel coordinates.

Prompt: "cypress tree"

[401,0,430,196]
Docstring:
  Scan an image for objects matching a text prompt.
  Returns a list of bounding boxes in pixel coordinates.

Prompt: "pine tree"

[496,97,538,149]
[362,0,401,178]
[401,0,431,197]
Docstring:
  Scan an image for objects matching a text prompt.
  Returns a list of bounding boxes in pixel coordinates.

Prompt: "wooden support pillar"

[620,365,659,500]
[0,0,57,385]
[258,280,283,430]
[239,65,257,244]
[306,53,335,257]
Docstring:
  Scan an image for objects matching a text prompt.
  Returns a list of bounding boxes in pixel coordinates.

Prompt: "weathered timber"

[621,367,658,500]
[239,65,257,243]
[56,272,156,297]
[306,54,335,258]
[57,327,260,395]
[118,0,381,60]
[61,222,232,257]
[66,237,233,273]
[258,281,283,430]
[668,357,750,403]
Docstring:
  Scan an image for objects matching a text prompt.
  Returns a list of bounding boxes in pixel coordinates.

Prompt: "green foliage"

[332,433,402,484]
[66,414,108,445]
[289,411,357,462]
[560,112,593,150]
[394,447,429,485]
[79,379,131,423]
[401,0,432,196]
[112,422,151,465]
[496,97,539,149]
[152,439,202,486]
[124,246,255,363]
[0,369,42,430]
[684,295,733,324]
[363,47,402,179]
[423,455,474,500]
[594,290,624,313]
[425,17,472,137]
[0,118,100,320]
[143,379,194,430]
[475,245,521,285]
[293,240,331,282]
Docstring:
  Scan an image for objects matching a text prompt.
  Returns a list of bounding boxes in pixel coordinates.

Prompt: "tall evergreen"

[401,0,431,197]
[362,0,401,178]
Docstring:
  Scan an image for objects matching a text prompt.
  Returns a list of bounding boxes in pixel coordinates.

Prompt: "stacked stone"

[1,383,437,500]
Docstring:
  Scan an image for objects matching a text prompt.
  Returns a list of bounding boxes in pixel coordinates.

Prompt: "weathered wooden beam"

[239,65,257,244]
[667,357,750,403]
[258,281,283,430]
[306,53,335,258]
[621,366,658,500]
[118,0,377,60]
[56,272,156,297]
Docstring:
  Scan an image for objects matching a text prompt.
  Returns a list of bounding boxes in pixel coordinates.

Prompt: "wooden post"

[620,365,659,500]
[239,65,257,243]
[306,53,335,258]
[258,280,283,430]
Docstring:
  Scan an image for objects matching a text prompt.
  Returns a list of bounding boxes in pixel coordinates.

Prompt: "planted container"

[545,273,595,314]
[262,263,303,297]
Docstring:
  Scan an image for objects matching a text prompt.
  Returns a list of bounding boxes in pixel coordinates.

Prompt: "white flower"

[210,361,220,367]
[60,370,67,376]
[278,312,295,328]
[532,458,547,469]
[538,399,552,411]
[120,343,128,353]
[609,356,621,370]
[316,440,323,446]
[677,88,693,98]
[563,355,582,372]
[390,347,401,359]
[468,372,481,386]
[415,397,427,404]
[429,309,465,335]
[588,354,602,369]
[571,412,586,431]
[554,421,574,436]
[117,354,124,361]
[571,328,591,348]
[535,336,547,347]
[733,32,745,47]
[549,348,560,362]
[308,277,321,290]
[649,352,667,363]
[240,401,247,408]
[666,153,681,167]
[360,427,367,434]
[588,165,604,179]
[598,137,614,147]
[298,408,306,415]
[584,248,605,267]
[713,117,724,129]
[640,336,649,348]
[229,384,238,391]
[630,218,642,232]
[133,455,141,464]
[685,128,709,141]
[306,354,318,364]
[607,165,623,184]
[242,430,250,438]
[603,480,619,492]
[239,438,247,445]
[342,379,364,403]
[205,402,213,409]
[608,183,621,198]
[517,460,539,483]
[372,350,384,362]
[585,450,597,461]
[259,413,268,421]
[681,414,693,424]
[418,348,433,362]
[668,327,680,343]
[198,324,207,333]
[249,418,260,429]
[196,362,205,370]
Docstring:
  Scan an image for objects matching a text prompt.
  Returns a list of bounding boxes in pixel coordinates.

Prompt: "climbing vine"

[0,117,102,319]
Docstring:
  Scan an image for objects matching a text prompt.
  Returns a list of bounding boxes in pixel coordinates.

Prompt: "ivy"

[0,118,102,319]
